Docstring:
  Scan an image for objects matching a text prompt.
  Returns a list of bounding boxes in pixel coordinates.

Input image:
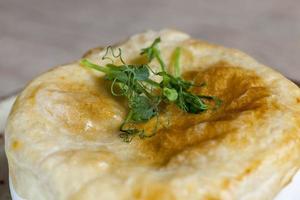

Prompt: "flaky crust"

[5,29,300,200]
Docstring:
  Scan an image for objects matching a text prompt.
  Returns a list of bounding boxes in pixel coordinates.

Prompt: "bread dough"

[5,29,300,200]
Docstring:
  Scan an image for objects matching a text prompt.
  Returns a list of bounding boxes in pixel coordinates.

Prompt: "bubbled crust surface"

[5,29,300,200]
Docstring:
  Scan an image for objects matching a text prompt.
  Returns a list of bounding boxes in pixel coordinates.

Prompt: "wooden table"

[0,0,299,98]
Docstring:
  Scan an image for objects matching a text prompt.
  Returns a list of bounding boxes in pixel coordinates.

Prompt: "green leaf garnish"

[140,38,161,62]
[80,37,222,142]
[141,37,166,72]
[163,87,178,102]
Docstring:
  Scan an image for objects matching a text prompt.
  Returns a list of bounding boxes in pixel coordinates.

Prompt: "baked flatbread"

[5,29,300,200]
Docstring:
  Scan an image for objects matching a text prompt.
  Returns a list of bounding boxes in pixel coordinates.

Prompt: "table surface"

[0,0,300,98]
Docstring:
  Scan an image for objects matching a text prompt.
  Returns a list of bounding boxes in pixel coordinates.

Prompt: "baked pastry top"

[5,29,300,200]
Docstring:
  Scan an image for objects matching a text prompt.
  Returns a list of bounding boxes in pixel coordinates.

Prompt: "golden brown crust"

[5,29,300,200]
[82,47,103,59]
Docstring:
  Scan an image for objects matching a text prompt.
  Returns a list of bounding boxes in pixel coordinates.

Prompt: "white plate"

[9,176,25,200]
[1,95,300,200]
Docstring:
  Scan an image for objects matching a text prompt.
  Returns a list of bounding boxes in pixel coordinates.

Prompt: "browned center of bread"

[126,61,271,167]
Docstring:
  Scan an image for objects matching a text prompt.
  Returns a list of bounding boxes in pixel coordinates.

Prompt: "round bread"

[5,29,300,200]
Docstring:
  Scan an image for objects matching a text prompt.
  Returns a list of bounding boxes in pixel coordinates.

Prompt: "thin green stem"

[120,110,133,131]
[154,49,166,72]
[80,59,109,73]
[144,79,161,88]
[174,47,181,77]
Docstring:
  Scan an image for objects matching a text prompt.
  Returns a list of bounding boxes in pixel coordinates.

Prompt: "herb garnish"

[80,38,221,142]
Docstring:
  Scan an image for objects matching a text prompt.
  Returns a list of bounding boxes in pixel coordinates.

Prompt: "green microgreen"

[80,37,222,142]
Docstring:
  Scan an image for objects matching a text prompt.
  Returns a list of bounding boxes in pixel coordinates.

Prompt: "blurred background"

[0,0,300,98]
